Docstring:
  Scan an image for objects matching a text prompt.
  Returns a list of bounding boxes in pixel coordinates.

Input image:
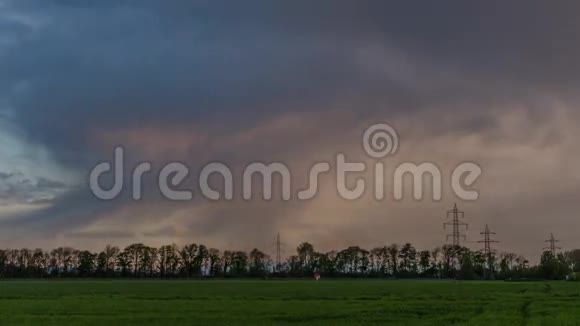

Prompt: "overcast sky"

[0,1,579,261]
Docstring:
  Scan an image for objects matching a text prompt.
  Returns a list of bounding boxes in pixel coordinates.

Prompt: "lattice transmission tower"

[478,224,499,276]
[544,233,561,256]
[444,203,468,247]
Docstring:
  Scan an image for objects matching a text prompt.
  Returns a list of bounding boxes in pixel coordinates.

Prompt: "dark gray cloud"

[3,0,579,166]
[0,170,68,204]
[36,177,66,190]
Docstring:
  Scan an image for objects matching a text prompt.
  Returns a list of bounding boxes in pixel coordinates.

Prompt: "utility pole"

[544,233,561,256]
[478,224,499,278]
[444,203,468,247]
[276,232,281,272]
[270,231,286,273]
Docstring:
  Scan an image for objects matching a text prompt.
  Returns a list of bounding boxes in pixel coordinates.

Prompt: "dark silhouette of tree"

[103,245,119,274]
[124,244,146,277]
[222,250,233,276]
[419,250,431,277]
[231,251,248,276]
[398,243,417,277]
[388,244,399,276]
[0,241,572,280]
[179,244,198,278]
[158,244,177,278]
[208,248,221,277]
[249,248,268,277]
[317,251,337,276]
[456,247,475,280]
[565,249,580,272]
[287,255,301,276]
[297,242,314,275]
[197,245,209,277]
[441,245,457,278]
[77,251,96,277]
[370,247,389,276]
[96,251,107,276]
[116,250,132,277]
[141,246,158,277]
[430,247,442,278]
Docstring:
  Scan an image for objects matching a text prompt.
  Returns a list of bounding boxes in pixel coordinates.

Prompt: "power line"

[543,233,561,256]
[269,232,286,272]
[276,232,281,271]
[444,203,468,247]
[478,224,499,256]
[478,224,499,273]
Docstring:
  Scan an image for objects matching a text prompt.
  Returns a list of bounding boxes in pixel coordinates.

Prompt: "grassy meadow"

[0,280,578,325]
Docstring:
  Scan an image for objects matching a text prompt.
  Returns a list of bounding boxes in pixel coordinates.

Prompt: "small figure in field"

[313,272,321,281]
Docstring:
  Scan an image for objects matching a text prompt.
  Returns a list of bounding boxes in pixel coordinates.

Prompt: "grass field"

[0,280,579,325]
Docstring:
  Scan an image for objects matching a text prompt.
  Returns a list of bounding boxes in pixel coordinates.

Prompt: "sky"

[0,1,579,261]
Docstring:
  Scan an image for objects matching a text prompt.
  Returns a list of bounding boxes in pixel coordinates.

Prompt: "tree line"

[0,242,578,280]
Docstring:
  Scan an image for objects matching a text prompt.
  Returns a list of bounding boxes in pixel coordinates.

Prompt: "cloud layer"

[0,1,579,261]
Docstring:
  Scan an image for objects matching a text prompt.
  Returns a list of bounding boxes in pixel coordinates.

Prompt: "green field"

[0,280,579,325]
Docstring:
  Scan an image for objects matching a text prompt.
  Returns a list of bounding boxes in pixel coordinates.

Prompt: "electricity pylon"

[544,233,561,256]
[478,224,499,278]
[444,203,468,247]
